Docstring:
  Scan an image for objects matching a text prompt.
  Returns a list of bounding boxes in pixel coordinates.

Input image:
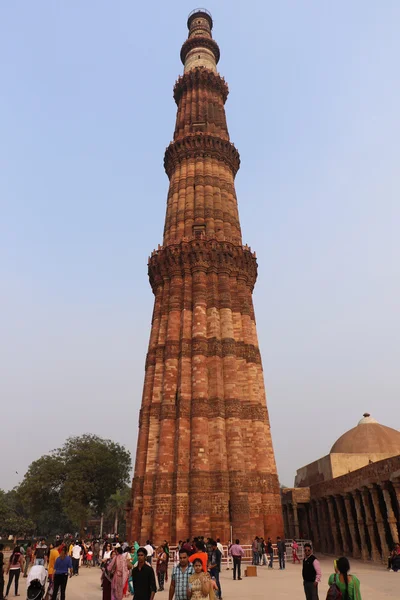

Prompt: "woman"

[155,545,167,592]
[163,540,170,582]
[102,542,113,563]
[188,558,214,600]
[328,557,362,599]
[101,550,116,600]
[5,545,24,599]
[128,543,139,595]
[108,546,129,600]
[292,539,300,564]
[47,542,60,583]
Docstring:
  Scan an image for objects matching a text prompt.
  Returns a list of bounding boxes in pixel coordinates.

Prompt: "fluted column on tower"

[130,9,283,544]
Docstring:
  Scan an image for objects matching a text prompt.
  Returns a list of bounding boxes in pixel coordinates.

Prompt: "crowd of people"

[100,536,225,600]
[2,534,399,600]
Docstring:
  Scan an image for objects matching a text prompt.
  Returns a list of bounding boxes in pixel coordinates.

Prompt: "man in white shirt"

[71,541,82,575]
[144,540,154,565]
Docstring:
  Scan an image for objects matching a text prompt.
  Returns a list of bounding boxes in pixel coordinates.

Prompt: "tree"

[0,489,35,537]
[105,485,131,535]
[18,434,131,534]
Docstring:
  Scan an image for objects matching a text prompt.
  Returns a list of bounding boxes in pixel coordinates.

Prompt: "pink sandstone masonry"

[129,9,283,544]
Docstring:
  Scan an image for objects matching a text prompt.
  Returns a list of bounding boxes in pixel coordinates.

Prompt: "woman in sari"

[101,550,115,600]
[188,558,214,600]
[127,542,139,595]
[156,545,167,591]
[108,547,129,600]
[163,540,170,582]
[328,557,362,599]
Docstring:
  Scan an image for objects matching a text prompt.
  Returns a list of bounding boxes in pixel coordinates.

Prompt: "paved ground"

[10,557,399,599]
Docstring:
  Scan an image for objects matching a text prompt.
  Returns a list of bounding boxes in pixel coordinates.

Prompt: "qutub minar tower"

[129,9,283,543]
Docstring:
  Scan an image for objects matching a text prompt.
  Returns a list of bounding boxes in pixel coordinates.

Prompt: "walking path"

[12,556,399,599]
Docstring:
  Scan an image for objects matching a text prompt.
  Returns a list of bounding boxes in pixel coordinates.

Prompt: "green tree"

[0,489,35,537]
[18,434,131,534]
[105,485,131,535]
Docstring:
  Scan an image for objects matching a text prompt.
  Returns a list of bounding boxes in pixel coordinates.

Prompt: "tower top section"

[187,8,213,31]
[181,8,220,73]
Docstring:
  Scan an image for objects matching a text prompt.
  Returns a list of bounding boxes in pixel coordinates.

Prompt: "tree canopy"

[0,489,35,537]
[17,434,131,535]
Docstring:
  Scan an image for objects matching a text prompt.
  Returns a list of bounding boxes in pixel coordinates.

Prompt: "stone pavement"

[12,557,399,599]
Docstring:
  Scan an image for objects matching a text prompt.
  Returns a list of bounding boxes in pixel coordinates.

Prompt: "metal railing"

[168,540,311,566]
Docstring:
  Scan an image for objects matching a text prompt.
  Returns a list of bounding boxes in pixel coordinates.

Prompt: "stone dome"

[330,413,400,455]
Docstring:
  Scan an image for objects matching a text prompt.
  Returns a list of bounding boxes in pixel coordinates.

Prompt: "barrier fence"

[169,540,311,566]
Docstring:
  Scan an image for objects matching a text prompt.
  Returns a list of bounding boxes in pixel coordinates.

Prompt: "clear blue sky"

[1,1,399,490]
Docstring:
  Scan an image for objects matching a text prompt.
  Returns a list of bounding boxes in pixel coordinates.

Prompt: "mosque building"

[282,413,400,562]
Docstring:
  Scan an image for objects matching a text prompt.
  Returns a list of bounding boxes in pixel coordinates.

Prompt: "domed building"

[282,414,400,563]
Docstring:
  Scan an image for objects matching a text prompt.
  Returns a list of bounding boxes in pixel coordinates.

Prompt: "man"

[251,536,259,565]
[209,540,222,599]
[188,540,208,573]
[277,536,286,570]
[71,541,82,575]
[52,546,73,600]
[168,548,194,600]
[34,539,47,566]
[131,547,157,600]
[302,543,321,600]
[267,537,274,568]
[229,538,244,581]
[144,540,154,566]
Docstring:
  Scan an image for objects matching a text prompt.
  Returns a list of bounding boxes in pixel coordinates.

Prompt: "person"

[302,543,321,600]
[71,541,82,575]
[34,539,47,566]
[169,548,194,600]
[188,558,212,600]
[155,545,167,592]
[229,539,244,581]
[52,546,73,600]
[23,543,32,577]
[86,545,93,568]
[102,542,113,563]
[260,538,267,566]
[108,546,129,600]
[127,545,138,596]
[292,538,301,564]
[182,539,193,556]
[257,537,263,566]
[189,541,208,573]
[4,545,23,599]
[101,549,115,600]
[131,547,157,600]
[144,540,154,566]
[163,541,170,583]
[47,542,60,583]
[251,536,259,565]
[209,540,222,599]
[225,541,232,570]
[277,536,286,570]
[267,538,274,568]
[216,539,224,556]
[327,557,361,599]
[388,542,400,571]
[93,539,100,567]
[0,544,4,600]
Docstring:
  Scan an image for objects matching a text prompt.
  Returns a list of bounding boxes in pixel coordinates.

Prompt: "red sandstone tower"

[130,9,283,544]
